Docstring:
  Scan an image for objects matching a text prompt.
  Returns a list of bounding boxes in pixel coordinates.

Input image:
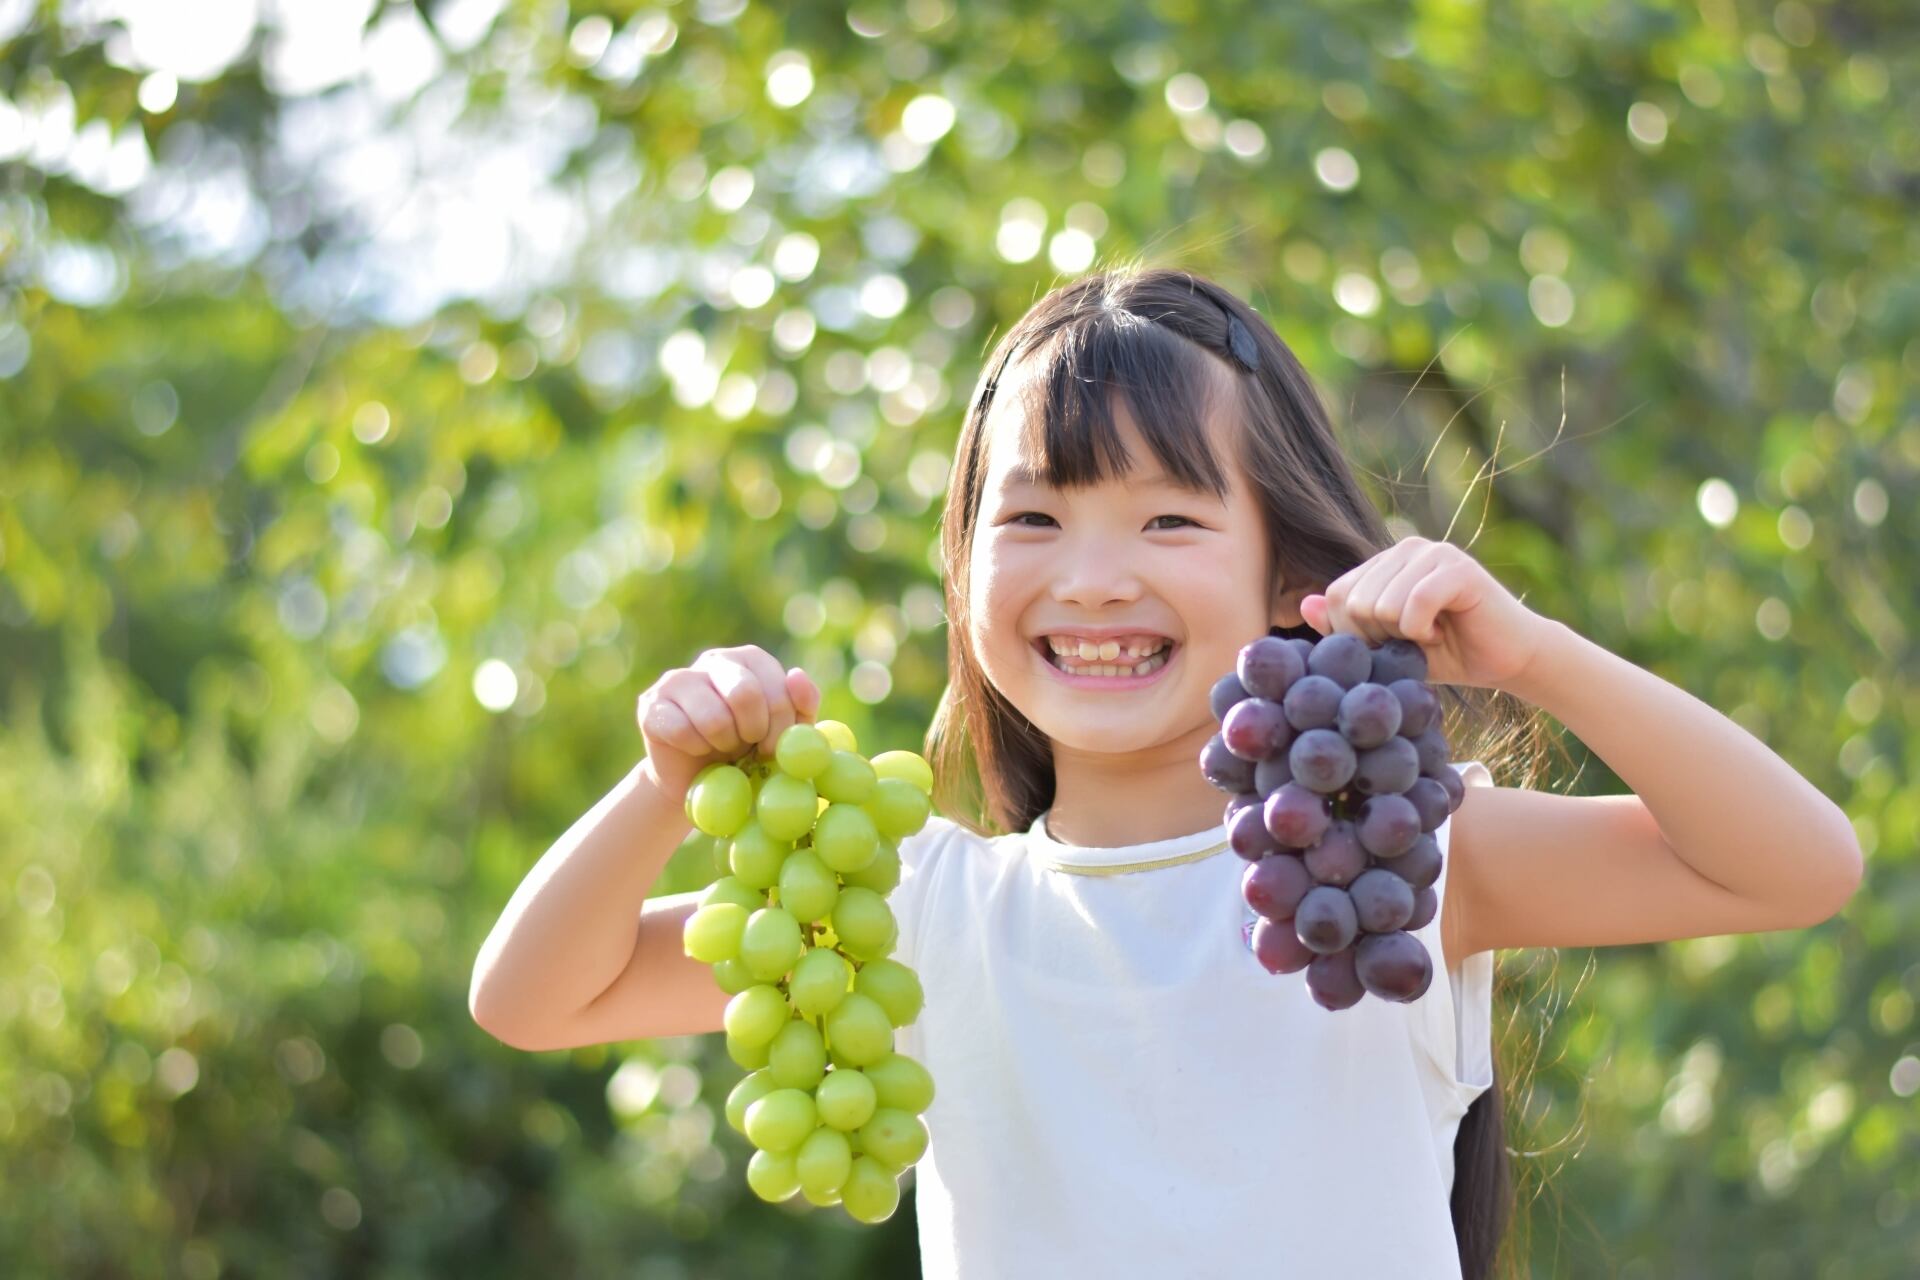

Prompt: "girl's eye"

[1005,513,1197,530]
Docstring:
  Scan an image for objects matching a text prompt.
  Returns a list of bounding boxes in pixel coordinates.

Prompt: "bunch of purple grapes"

[1200,632,1467,1011]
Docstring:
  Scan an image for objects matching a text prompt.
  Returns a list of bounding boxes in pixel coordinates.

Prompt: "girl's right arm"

[467,645,821,1051]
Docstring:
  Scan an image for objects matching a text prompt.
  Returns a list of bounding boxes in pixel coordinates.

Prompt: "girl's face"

[968,357,1290,760]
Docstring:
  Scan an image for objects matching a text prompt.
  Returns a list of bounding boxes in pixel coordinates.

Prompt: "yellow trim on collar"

[1044,837,1234,876]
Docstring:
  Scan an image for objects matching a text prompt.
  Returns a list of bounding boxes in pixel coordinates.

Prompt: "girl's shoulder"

[896,813,1019,874]
[899,813,979,862]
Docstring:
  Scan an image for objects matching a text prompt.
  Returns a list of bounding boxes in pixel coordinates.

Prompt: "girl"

[469,266,1863,1279]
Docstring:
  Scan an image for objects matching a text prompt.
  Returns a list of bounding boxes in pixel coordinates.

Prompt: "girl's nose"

[1049,552,1144,606]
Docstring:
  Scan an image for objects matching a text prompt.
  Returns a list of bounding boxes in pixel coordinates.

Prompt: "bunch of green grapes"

[679,717,937,1224]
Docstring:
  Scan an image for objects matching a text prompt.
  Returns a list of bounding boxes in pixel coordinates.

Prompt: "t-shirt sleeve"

[1416,759,1496,1105]
[891,814,956,976]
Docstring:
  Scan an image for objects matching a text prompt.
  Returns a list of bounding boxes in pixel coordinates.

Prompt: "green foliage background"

[2,0,1914,1275]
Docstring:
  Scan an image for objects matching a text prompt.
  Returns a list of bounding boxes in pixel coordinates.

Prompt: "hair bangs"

[1005,318,1237,503]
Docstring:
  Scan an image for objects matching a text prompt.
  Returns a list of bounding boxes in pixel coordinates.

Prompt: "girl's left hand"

[1299,537,1557,690]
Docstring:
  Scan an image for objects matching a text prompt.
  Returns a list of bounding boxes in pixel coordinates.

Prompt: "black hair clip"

[1225,313,1260,372]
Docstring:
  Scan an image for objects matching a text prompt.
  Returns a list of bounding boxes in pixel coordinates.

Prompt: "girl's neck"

[1043,729,1226,847]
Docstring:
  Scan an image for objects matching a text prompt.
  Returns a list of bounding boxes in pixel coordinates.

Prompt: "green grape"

[853,958,924,1026]
[699,875,763,912]
[816,750,877,804]
[726,1029,771,1070]
[738,906,805,982]
[800,1182,842,1207]
[727,819,788,890]
[814,1067,878,1131]
[688,764,753,837]
[830,887,897,962]
[822,992,893,1067]
[745,1148,800,1203]
[682,902,748,963]
[816,719,858,754]
[744,1088,818,1153]
[768,1018,828,1090]
[711,957,755,995]
[789,948,853,1019]
[726,1070,778,1136]
[840,1156,901,1224]
[684,763,721,826]
[858,1108,929,1169]
[795,1125,854,1199]
[864,776,932,840]
[841,839,901,895]
[865,1052,935,1114]
[724,983,791,1048]
[813,803,880,873]
[870,750,934,796]
[774,723,833,780]
[756,772,819,842]
[776,849,839,923]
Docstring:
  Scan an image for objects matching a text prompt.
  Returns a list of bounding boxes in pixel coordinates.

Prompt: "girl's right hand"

[635,645,823,801]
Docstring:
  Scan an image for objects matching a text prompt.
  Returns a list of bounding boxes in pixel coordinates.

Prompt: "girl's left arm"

[1305,537,1865,957]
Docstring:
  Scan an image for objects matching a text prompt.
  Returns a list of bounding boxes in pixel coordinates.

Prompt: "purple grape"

[1307,633,1373,689]
[1306,946,1365,1010]
[1404,777,1450,832]
[1199,732,1258,793]
[1263,782,1332,849]
[1354,931,1433,1002]
[1369,637,1429,686]
[1351,737,1421,797]
[1228,802,1280,861]
[1288,728,1357,794]
[1210,671,1251,722]
[1222,697,1293,762]
[1349,868,1417,932]
[1252,916,1314,974]
[1236,635,1305,701]
[1223,790,1261,832]
[1281,674,1344,731]
[1355,792,1421,858]
[1242,852,1313,920]
[1293,885,1358,954]
[1301,819,1367,887]
[1336,682,1403,749]
[1202,630,1464,1009]
[1389,679,1438,737]
[1404,885,1438,931]
[1254,754,1292,797]
[1383,833,1441,890]
[1411,727,1449,775]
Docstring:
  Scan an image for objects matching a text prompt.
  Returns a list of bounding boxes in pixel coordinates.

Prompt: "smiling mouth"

[1032,637,1179,678]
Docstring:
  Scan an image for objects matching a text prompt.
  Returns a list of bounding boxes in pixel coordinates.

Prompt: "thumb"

[786,667,820,721]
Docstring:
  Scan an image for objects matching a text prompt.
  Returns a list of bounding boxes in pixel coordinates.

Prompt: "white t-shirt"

[891,761,1496,1279]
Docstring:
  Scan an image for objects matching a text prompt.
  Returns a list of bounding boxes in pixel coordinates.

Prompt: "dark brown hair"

[923,262,1569,1279]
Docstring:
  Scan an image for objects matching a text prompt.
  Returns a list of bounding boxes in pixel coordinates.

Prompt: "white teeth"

[1045,635,1169,660]
[1045,648,1172,679]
